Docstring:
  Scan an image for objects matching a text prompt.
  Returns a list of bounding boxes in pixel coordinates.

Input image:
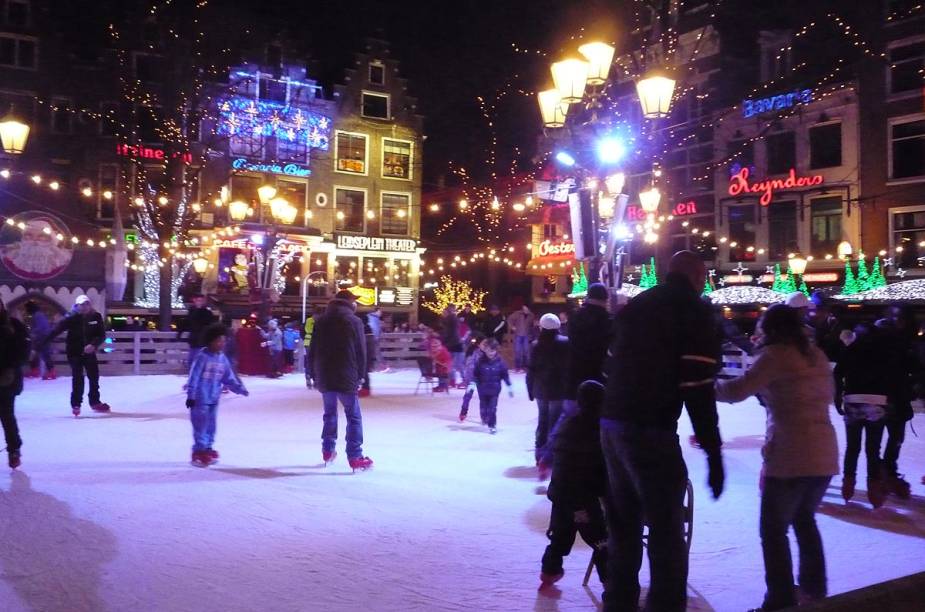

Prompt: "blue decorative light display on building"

[216,97,332,151]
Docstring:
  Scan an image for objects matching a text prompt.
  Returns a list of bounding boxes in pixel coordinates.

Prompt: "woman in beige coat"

[716,304,839,611]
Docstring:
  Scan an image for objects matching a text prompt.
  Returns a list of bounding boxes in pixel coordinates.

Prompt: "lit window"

[382,139,411,179]
[361,92,389,119]
[810,197,842,258]
[381,193,410,235]
[335,132,367,174]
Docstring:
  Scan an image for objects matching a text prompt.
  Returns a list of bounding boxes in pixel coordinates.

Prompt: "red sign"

[537,239,575,258]
[116,144,193,163]
[626,200,699,221]
[728,167,824,206]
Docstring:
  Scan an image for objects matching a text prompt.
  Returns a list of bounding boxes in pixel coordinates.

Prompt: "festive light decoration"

[710,286,786,305]
[842,260,858,295]
[421,276,487,315]
[702,277,714,295]
[835,279,925,302]
[567,262,589,298]
[639,257,658,289]
[215,95,332,150]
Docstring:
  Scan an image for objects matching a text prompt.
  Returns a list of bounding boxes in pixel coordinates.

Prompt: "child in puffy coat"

[467,338,512,434]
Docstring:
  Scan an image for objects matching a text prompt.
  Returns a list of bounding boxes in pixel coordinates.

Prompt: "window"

[362,256,387,287]
[277,130,307,163]
[381,193,410,235]
[892,207,925,267]
[382,139,412,179]
[133,53,164,83]
[361,92,389,119]
[763,47,791,82]
[890,116,925,180]
[100,102,119,136]
[135,106,163,143]
[727,205,756,262]
[765,131,795,175]
[888,39,925,95]
[809,123,842,169]
[0,34,35,69]
[390,258,411,286]
[335,256,359,286]
[230,125,264,158]
[369,61,385,85]
[335,132,367,174]
[231,174,261,207]
[4,0,29,26]
[543,224,559,239]
[277,179,307,225]
[265,45,282,71]
[259,75,287,103]
[810,197,842,257]
[98,164,117,219]
[50,99,71,134]
[335,188,365,232]
[768,201,798,261]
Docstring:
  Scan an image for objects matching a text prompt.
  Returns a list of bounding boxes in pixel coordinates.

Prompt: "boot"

[841,476,855,502]
[8,449,21,469]
[191,450,213,467]
[887,473,911,500]
[867,477,887,509]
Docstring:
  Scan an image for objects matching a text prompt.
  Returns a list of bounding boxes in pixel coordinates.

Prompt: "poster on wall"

[0,211,74,280]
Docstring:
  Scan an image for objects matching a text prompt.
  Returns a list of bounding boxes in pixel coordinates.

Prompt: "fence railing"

[379,332,428,369]
[50,332,188,376]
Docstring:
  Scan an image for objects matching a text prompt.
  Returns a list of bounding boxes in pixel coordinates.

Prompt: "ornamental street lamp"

[837,241,853,259]
[638,186,662,214]
[228,200,249,221]
[0,108,30,155]
[192,257,209,274]
[788,254,808,276]
[636,72,677,119]
[551,59,590,104]
[257,184,277,205]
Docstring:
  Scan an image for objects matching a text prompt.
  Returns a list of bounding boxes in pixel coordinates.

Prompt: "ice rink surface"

[1,370,923,611]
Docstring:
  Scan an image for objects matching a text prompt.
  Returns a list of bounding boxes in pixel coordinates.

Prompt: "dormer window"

[361,91,389,119]
[369,61,385,85]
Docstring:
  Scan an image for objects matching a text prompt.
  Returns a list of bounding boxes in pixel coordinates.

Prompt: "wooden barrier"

[379,332,428,369]
[50,332,188,376]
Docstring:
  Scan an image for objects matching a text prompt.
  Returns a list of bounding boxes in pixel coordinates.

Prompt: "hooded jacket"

[546,396,606,501]
[307,298,367,393]
[527,330,569,401]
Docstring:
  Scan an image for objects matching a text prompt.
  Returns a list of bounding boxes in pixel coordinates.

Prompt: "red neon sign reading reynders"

[728,167,824,206]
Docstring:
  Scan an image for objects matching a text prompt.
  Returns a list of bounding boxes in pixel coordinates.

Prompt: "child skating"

[458,334,485,421]
[186,323,249,467]
[467,338,512,434]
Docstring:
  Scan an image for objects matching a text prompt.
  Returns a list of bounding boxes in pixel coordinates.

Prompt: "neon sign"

[116,144,192,163]
[742,89,812,118]
[626,200,698,221]
[216,97,332,150]
[537,239,576,258]
[728,167,824,206]
[232,158,311,177]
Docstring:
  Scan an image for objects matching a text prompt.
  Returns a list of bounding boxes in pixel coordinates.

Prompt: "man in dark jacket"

[600,251,724,612]
[481,304,506,344]
[564,283,612,399]
[41,295,109,416]
[177,293,215,369]
[307,290,372,470]
[527,313,569,464]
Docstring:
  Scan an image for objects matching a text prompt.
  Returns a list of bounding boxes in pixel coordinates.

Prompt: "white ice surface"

[0,370,923,612]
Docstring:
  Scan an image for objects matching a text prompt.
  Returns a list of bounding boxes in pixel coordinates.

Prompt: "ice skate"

[206,449,220,463]
[886,474,911,499]
[489,427,497,435]
[841,476,855,502]
[539,571,563,587]
[322,450,337,465]
[71,405,81,417]
[458,411,466,422]
[91,402,111,413]
[191,451,213,467]
[42,368,57,380]
[867,477,887,508]
[348,456,373,472]
[8,449,21,469]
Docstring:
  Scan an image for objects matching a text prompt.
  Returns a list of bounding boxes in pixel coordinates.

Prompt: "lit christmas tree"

[869,256,887,289]
[799,278,810,297]
[783,268,798,293]
[647,257,658,287]
[569,262,588,297]
[422,276,487,315]
[856,257,870,291]
[772,264,784,292]
[702,277,714,295]
[842,260,858,295]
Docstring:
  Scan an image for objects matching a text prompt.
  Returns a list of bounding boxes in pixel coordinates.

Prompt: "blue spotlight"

[596,137,626,164]
[555,150,577,167]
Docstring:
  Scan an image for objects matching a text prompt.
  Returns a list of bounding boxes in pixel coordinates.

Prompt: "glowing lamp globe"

[578,42,615,85]
[193,257,209,274]
[837,241,853,259]
[538,89,568,128]
[635,72,676,119]
[257,184,277,205]
[277,202,298,225]
[788,255,808,276]
[605,173,626,195]
[228,200,249,221]
[551,59,589,104]
[0,110,30,155]
[638,186,661,214]
[269,197,290,220]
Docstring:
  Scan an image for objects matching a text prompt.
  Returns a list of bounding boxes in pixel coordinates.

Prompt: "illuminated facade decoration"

[216,95,332,153]
[728,168,825,206]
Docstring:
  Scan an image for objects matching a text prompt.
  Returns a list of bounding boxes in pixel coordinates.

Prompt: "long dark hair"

[759,304,812,358]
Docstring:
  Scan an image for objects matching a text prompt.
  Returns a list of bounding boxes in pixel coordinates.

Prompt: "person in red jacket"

[427,336,452,392]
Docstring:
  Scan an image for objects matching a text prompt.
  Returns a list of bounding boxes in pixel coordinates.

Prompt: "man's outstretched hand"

[707,452,725,500]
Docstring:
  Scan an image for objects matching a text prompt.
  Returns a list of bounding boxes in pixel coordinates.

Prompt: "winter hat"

[75,295,90,306]
[587,283,608,302]
[784,291,810,309]
[539,313,561,330]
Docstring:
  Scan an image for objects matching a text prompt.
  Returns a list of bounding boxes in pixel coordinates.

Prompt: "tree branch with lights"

[422,276,487,315]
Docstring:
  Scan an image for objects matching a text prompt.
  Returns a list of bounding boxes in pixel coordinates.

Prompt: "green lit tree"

[799,278,810,297]
[869,256,887,289]
[857,257,870,291]
[842,260,858,294]
[702,277,714,295]
[647,257,658,286]
[772,264,784,292]
[570,262,588,296]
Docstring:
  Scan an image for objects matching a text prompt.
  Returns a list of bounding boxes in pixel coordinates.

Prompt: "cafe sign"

[728,167,824,206]
[537,239,575,258]
[335,234,418,254]
[231,158,311,177]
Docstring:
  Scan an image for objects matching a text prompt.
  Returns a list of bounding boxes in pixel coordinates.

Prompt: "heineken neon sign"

[742,89,812,118]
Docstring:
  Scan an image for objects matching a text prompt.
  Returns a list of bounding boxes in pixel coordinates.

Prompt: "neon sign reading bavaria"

[232,158,311,177]
[728,167,823,206]
[742,89,812,118]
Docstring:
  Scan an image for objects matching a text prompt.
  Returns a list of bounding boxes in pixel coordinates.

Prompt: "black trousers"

[0,393,21,452]
[68,354,101,407]
[843,420,884,480]
[542,492,608,583]
[883,419,906,477]
[601,420,689,612]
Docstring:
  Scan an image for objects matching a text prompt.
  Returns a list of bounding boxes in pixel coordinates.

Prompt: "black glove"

[185,398,195,409]
[707,452,725,500]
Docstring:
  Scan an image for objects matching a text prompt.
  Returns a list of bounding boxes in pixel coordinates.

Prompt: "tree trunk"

[159,260,173,331]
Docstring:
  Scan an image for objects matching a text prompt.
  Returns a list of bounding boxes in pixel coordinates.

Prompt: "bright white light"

[555,151,576,167]
[251,233,264,245]
[596,137,626,164]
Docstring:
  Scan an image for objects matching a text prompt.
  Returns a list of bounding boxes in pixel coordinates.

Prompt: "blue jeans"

[535,399,564,460]
[514,335,531,369]
[760,475,832,610]
[600,419,689,612]
[321,392,364,458]
[190,403,218,452]
[450,351,465,385]
[478,393,499,428]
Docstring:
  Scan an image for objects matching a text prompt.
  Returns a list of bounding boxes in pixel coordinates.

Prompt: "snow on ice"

[0,370,923,611]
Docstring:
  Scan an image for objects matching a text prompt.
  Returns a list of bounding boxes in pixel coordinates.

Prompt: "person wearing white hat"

[784,291,811,310]
[39,295,109,416]
[528,313,568,466]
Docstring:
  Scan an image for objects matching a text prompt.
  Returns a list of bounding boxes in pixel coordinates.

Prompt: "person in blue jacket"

[467,338,513,434]
[186,323,248,467]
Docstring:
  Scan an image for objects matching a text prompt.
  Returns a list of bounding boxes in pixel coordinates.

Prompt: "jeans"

[542,494,609,583]
[535,399,564,460]
[190,402,218,452]
[478,393,499,428]
[514,335,531,369]
[760,476,832,610]
[601,419,689,612]
[843,420,885,480]
[68,354,101,407]
[321,392,364,458]
[0,393,22,452]
[883,419,906,477]
[450,351,465,385]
